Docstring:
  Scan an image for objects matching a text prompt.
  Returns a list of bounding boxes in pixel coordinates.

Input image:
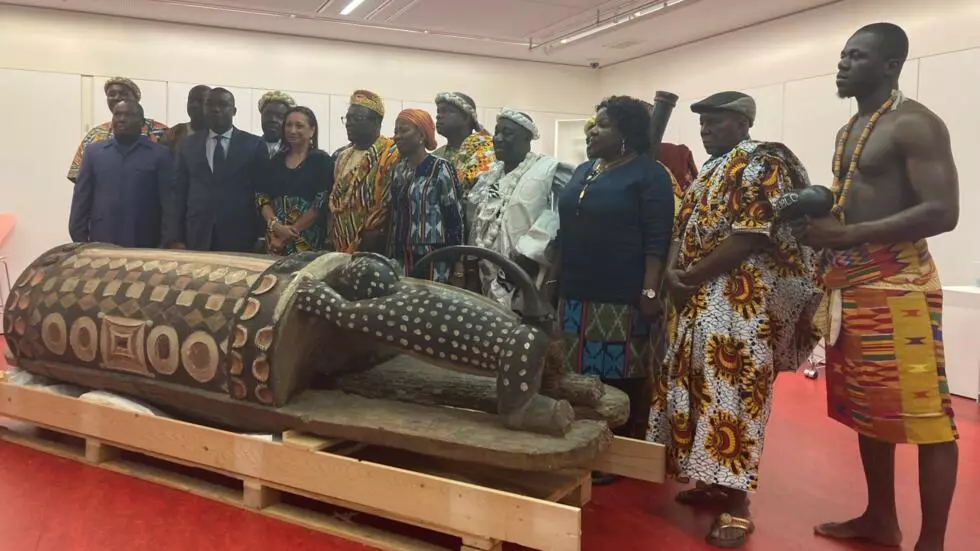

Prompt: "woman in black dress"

[256,106,335,254]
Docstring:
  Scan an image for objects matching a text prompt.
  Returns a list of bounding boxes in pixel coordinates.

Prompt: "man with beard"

[67,77,168,183]
[468,109,572,312]
[69,100,172,248]
[793,23,959,551]
[164,87,266,252]
[257,90,296,158]
[328,90,399,253]
[161,85,211,154]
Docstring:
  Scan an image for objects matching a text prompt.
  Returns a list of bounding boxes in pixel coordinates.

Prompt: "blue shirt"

[558,155,674,304]
[69,136,173,248]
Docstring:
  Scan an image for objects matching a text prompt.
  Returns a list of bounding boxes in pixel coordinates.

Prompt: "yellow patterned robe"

[433,131,495,196]
[328,137,399,253]
[647,140,822,492]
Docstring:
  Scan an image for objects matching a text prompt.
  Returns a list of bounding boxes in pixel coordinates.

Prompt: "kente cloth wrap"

[821,241,957,444]
[432,132,496,195]
[67,119,169,183]
[104,77,141,100]
[257,91,296,112]
[328,136,399,253]
[559,298,663,381]
[396,109,438,151]
[647,140,822,492]
[497,109,539,140]
[350,90,385,117]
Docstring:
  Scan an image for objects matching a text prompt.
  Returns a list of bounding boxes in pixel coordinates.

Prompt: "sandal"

[675,484,730,506]
[706,513,755,549]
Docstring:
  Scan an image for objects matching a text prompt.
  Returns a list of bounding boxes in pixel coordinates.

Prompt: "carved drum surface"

[3,243,301,407]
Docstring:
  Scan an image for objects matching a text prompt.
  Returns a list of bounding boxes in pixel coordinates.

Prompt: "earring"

[619,141,626,157]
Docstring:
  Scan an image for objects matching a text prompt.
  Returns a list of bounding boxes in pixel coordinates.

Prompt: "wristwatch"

[641,288,658,299]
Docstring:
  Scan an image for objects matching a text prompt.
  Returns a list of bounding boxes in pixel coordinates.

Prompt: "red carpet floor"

[0,352,977,550]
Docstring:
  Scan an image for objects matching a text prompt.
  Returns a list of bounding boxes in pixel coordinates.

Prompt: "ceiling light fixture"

[540,0,690,49]
[340,0,367,16]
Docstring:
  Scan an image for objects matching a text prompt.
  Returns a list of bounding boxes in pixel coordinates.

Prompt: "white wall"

[0,5,597,286]
[599,0,980,286]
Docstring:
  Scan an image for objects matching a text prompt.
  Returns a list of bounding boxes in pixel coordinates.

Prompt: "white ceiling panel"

[184,0,328,15]
[389,0,585,39]
[3,0,840,66]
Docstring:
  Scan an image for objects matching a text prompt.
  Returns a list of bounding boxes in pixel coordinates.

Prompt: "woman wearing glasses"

[556,96,675,448]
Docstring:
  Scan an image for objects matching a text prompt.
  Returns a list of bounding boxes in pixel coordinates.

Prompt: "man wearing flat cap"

[68,77,168,183]
[647,91,822,547]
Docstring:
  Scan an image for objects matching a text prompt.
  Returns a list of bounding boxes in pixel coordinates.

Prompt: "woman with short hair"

[557,96,675,444]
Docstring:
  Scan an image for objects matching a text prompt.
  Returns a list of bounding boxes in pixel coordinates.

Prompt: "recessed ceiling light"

[340,0,367,16]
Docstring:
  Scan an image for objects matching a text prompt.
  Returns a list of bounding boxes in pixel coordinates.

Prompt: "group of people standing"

[65,20,960,551]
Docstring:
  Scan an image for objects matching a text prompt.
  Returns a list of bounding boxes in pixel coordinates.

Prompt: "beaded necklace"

[831,92,898,221]
[576,153,635,216]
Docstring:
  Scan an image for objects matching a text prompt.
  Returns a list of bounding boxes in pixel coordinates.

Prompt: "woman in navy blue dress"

[557,96,675,443]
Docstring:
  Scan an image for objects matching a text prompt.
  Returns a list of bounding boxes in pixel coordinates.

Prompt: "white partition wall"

[0,69,82,282]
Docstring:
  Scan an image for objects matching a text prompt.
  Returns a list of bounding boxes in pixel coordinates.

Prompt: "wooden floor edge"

[0,382,584,551]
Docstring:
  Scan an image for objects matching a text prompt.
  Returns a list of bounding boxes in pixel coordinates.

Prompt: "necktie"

[213,135,226,173]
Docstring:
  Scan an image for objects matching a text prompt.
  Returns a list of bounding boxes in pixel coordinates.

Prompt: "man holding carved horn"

[648,91,822,548]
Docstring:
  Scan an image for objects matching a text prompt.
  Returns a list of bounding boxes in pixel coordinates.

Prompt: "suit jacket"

[69,136,172,248]
[165,127,266,252]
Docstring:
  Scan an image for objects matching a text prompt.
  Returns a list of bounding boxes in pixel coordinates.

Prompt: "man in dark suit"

[164,87,266,252]
[69,100,172,248]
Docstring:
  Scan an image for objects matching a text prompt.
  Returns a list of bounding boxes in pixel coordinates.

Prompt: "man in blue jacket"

[69,100,172,248]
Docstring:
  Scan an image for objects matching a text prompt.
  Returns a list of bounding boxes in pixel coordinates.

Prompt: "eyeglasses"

[341,115,371,125]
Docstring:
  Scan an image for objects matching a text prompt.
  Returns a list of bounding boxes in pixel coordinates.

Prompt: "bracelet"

[266,218,280,232]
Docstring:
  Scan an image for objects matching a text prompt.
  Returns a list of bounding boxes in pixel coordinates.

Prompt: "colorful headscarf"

[497,109,539,140]
[258,90,296,113]
[397,109,437,151]
[350,90,385,118]
[104,77,141,101]
[435,92,480,127]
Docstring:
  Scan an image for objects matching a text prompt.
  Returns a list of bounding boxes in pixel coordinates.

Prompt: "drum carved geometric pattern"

[2,244,296,404]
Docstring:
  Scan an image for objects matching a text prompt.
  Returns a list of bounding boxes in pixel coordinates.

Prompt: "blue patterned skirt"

[559,298,664,380]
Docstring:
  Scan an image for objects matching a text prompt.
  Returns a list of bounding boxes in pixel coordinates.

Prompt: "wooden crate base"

[0,382,596,551]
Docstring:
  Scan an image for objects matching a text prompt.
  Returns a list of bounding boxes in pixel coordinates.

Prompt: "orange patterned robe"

[647,140,822,492]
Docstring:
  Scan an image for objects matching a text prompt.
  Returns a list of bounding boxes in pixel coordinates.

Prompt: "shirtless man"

[793,23,959,551]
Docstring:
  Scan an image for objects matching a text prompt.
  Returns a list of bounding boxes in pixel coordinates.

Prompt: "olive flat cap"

[690,91,756,125]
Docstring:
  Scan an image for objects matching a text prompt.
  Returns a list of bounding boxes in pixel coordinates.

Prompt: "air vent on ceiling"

[603,39,643,50]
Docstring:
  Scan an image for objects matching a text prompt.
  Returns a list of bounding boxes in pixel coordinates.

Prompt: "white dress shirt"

[206,127,235,171]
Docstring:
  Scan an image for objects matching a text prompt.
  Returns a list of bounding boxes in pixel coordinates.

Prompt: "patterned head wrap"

[258,90,296,113]
[435,92,480,127]
[583,116,596,135]
[497,109,539,140]
[104,77,141,101]
[397,109,437,151]
[350,90,385,118]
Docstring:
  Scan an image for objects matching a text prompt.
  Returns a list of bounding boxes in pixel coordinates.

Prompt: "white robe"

[468,152,572,310]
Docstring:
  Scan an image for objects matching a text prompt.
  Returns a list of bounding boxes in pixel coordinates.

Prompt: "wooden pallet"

[0,382,664,550]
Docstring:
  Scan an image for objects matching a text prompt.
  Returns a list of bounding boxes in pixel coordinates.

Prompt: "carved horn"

[649,90,678,157]
[411,245,555,330]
